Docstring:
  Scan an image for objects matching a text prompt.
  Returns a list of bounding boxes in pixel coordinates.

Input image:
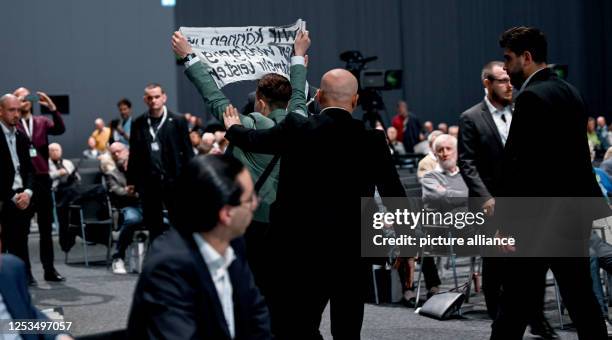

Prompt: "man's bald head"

[316,69,359,112]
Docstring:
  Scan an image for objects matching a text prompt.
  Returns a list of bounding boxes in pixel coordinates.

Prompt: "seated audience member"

[387,126,406,155]
[438,122,448,134]
[90,118,111,152]
[48,143,77,191]
[590,231,612,334]
[417,130,443,178]
[189,127,204,155]
[102,142,143,275]
[422,134,469,208]
[127,155,271,339]
[588,117,602,156]
[420,134,469,299]
[83,136,101,159]
[423,121,434,139]
[0,228,74,340]
[597,116,610,150]
[199,132,222,155]
[214,130,229,153]
[448,125,459,138]
[601,147,612,178]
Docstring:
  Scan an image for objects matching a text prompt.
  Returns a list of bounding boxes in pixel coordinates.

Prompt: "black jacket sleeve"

[457,114,491,199]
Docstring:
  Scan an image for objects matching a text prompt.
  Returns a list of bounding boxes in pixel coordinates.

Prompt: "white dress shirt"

[484,96,513,146]
[192,233,236,339]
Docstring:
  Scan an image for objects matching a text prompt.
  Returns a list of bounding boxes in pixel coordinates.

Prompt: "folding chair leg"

[553,277,564,329]
[465,257,476,303]
[416,249,424,305]
[80,210,89,267]
[371,265,380,305]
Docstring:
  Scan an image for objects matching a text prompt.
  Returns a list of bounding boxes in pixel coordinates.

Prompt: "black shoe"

[44,269,65,282]
[529,317,559,339]
[27,272,37,286]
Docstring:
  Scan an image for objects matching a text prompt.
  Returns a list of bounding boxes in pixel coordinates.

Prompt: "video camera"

[340,51,403,126]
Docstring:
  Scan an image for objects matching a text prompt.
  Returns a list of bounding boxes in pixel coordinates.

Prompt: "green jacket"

[185,59,307,222]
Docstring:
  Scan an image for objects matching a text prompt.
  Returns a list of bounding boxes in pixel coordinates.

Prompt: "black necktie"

[500,114,507,123]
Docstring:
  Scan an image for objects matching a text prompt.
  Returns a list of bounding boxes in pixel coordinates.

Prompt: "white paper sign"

[180,19,305,88]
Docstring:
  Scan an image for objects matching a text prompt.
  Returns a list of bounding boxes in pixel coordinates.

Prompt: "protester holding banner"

[171,28,310,292]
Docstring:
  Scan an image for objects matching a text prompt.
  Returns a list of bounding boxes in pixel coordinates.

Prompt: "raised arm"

[172,31,250,126]
[286,30,310,116]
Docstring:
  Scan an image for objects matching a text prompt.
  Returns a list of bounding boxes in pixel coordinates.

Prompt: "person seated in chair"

[48,143,78,191]
[101,142,143,275]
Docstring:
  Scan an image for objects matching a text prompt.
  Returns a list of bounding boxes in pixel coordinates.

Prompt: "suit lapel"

[184,234,232,339]
[0,130,16,181]
[479,102,504,149]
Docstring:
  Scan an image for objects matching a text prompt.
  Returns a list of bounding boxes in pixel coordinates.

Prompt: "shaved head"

[317,69,359,112]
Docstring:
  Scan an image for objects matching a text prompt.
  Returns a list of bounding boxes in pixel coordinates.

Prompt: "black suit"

[0,255,56,340]
[226,108,406,339]
[491,68,609,339]
[127,228,271,340]
[0,127,34,272]
[127,110,193,240]
[458,100,505,320]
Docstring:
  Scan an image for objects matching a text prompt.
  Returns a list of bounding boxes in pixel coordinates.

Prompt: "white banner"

[180,19,305,88]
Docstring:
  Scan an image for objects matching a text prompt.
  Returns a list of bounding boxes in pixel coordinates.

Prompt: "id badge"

[29,147,37,158]
[150,141,160,152]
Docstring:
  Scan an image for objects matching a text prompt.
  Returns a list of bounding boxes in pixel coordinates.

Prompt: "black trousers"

[0,200,33,271]
[244,219,270,295]
[141,180,175,242]
[266,261,365,340]
[490,257,607,340]
[33,174,55,271]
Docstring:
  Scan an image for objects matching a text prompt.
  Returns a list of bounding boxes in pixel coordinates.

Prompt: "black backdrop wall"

[176,0,612,129]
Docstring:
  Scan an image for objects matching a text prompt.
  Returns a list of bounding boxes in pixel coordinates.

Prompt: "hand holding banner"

[180,19,306,88]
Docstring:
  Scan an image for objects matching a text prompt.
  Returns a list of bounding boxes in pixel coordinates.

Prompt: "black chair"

[65,186,113,267]
[78,158,102,171]
[78,169,103,186]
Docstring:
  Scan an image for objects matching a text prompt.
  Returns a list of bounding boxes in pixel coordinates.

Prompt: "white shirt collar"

[435,164,460,176]
[192,233,236,272]
[320,107,350,114]
[0,121,15,135]
[483,95,511,115]
[519,66,547,92]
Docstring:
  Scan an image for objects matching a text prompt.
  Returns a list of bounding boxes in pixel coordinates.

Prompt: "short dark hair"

[117,98,132,108]
[255,74,291,111]
[144,83,165,94]
[481,61,505,80]
[499,26,548,63]
[175,154,245,233]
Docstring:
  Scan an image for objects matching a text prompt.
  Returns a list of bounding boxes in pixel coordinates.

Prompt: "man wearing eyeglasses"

[458,62,558,339]
[128,155,271,339]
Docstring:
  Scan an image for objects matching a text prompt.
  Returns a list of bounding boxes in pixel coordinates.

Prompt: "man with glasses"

[128,154,271,339]
[458,61,558,339]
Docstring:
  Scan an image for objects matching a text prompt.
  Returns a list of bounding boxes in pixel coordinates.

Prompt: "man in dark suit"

[459,61,557,338]
[0,254,73,340]
[0,94,35,282]
[223,68,406,339]
[127,155,271,339]
[127,83,193,241]
[491,26,608,340]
